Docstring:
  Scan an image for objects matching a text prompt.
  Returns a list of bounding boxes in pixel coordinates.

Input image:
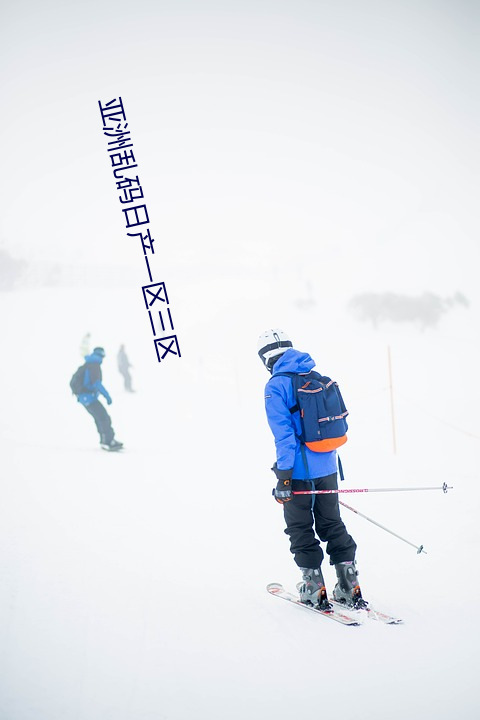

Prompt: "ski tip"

[266,583,284,593]
[366,608,404,624]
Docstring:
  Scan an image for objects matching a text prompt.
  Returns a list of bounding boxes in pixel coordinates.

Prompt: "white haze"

[1,284,478,720]
[1,1,479,719]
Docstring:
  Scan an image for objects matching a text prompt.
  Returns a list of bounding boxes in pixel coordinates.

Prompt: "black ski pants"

[283,472,356,569]
[83,400,114,445]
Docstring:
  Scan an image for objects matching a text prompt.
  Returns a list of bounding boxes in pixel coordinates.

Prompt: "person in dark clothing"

[257,328,366,610]
[117,344,134,392]
[76,347,123,451]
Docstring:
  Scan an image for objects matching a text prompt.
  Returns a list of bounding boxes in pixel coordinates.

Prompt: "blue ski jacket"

[77,351,112,407]
[264,348,337,480]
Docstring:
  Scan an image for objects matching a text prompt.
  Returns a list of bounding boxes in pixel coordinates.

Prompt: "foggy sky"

[1,1,479,297]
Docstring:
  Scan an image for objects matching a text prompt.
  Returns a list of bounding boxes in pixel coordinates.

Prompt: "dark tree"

[348,291,469,329]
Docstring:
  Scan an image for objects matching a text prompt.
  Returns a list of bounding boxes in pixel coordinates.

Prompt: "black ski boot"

[297,568,332,611]
[333,561,368,609]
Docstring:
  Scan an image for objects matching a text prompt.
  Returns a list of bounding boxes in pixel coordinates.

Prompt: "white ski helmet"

[257,328,293,370]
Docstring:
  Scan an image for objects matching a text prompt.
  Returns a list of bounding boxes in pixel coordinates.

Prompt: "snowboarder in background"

[71,346,123,451]
[117,344,134,392]
[80,332,91,358]
[257,328,366,610]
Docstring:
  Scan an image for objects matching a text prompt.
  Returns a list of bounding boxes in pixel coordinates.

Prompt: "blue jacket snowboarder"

[258,328,366,610]
[74,347,123,451]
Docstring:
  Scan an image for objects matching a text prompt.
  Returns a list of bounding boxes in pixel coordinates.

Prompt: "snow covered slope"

[2,1,479,716]
[0,280,478,720]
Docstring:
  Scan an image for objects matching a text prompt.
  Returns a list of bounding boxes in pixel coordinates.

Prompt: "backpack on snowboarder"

[276,371,348,452]
[70,364,88,395]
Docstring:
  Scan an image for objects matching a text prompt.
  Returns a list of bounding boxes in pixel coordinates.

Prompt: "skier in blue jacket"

[258,329,366,610]
[76,347,123,451]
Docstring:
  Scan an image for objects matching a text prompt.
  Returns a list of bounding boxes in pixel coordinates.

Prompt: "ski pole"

[338,499,427,554]
[292,482,452,496]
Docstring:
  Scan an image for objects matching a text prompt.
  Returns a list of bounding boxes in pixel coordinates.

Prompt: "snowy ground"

[1,280,479,720]
[2,3,479,716]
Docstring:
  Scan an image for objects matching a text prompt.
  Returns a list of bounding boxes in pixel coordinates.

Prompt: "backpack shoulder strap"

[83,363,91,388]
[272,371,303,414]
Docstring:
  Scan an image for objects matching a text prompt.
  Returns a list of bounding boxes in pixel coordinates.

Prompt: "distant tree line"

[0,248,27,291]
[348,291,469,329]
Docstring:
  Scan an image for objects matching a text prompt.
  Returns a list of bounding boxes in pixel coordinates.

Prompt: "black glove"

[271,464,293,504]
[273,478,293,504]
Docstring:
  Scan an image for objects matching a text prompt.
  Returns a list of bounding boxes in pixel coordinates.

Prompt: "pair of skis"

[267,583,402,626]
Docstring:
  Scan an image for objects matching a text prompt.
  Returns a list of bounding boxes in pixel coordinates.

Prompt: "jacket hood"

[271,348,315,375]
[85,352,104,364]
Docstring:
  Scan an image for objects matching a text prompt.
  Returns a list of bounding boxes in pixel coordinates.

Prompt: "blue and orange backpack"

[275,371,348,452]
